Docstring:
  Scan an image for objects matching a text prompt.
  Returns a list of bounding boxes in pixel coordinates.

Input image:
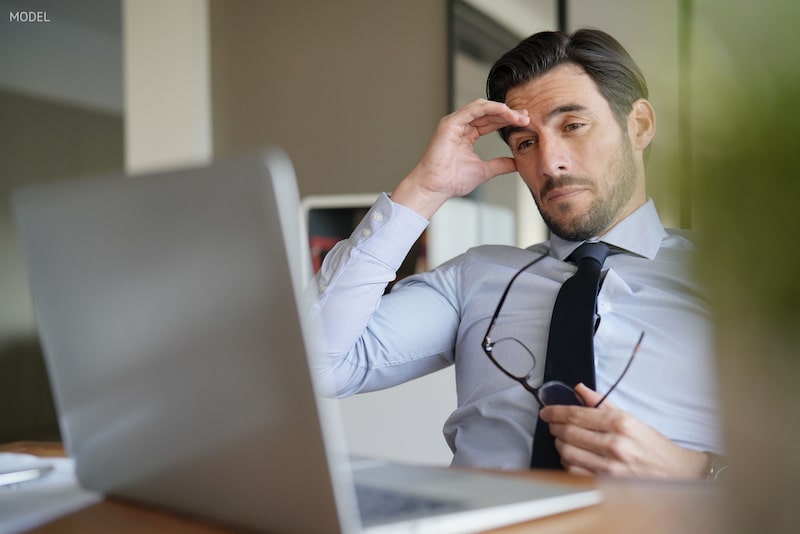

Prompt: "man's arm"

[309,99,530,395]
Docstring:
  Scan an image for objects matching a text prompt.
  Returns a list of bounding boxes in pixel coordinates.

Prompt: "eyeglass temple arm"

[483,255,548,347]
[593,331,645,408]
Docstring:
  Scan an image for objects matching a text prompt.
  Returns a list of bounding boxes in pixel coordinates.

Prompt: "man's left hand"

[538,383,709,478]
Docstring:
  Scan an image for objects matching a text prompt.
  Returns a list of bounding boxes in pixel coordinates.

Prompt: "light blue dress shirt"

[310,193,722,470]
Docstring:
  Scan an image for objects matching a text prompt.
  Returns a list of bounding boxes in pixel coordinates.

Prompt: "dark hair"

[487,29,648,142]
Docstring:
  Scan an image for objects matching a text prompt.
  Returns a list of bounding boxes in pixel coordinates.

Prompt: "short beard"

[534,137,637,242]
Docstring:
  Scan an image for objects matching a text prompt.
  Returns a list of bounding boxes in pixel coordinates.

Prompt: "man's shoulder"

[463,241,550,260]
[650,228,701,268]
[434,242,549,271]
[663,227,698,250]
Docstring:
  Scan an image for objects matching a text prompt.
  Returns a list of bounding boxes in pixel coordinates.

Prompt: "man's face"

[504,63,646,241]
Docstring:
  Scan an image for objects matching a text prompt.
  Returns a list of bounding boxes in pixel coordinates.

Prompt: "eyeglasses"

[481,254,645,408]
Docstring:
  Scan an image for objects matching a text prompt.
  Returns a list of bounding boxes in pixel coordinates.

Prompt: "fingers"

[447,99,530,138]
[542,403,634,437]
[562,464,595,477]
[540,388,638,475]
[549,418,636,460]
[555,437,617,475]
[549,412,640,477]
[539,385,617,434]
[392,100,528,219]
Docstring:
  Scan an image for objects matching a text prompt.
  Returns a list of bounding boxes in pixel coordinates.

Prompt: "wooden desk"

[2,442,722,533]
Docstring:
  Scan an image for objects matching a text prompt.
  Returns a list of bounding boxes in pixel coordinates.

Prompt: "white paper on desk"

[0,453,101,533]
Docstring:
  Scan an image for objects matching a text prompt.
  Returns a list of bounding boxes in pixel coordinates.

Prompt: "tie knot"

[569,241,609,266]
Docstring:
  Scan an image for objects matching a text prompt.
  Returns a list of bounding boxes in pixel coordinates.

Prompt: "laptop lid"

[12,149,361,532]
[12,149,602,533]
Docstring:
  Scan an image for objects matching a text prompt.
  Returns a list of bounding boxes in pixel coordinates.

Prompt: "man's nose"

[538,136,570,177]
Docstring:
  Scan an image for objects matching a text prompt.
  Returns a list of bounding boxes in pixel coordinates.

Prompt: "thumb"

[484,156,518,178]
[574,383,613,408]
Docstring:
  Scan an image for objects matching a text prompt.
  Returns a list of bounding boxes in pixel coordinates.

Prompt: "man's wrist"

[390,170,451,220]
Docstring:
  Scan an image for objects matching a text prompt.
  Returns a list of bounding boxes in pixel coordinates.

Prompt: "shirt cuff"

[349,193,429,270]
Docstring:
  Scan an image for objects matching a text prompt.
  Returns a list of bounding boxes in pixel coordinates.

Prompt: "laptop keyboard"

[355,484,466,525]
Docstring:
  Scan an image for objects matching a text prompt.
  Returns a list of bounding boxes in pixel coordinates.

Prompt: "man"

[309,29,722,478]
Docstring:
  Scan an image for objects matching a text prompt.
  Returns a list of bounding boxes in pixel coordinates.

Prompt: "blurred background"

[1,1,798,530]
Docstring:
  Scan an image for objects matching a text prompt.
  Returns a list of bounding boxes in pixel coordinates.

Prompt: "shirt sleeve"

[307,193,459,397]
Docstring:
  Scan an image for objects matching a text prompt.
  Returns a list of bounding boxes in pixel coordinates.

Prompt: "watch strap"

[703,451,729,482]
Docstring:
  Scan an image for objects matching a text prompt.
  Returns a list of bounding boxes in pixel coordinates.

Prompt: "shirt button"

[372,212,384,222]
[361,228,372,237]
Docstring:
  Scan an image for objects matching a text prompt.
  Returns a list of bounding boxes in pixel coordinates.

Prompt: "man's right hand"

[391,99,530,219]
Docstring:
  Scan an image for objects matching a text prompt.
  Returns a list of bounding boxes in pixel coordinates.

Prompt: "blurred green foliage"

[690,2,800,532]
[693,0,800,344]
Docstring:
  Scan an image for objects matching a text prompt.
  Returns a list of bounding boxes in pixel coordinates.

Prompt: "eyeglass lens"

[538,381,585,406]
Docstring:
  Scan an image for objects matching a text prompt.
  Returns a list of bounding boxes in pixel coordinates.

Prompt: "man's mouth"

[544,186,589,203]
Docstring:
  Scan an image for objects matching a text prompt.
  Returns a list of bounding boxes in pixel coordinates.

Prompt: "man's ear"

[629,98,656,151]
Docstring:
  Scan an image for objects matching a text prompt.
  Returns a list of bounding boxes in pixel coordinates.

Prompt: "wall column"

[123,0,212,174]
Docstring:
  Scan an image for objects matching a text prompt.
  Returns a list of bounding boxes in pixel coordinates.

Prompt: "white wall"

[123,0,212,174]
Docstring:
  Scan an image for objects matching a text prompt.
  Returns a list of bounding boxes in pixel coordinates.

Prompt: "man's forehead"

[503,63,605,112]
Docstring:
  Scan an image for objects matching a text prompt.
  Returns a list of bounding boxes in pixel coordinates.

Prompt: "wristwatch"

[703,451,729,482]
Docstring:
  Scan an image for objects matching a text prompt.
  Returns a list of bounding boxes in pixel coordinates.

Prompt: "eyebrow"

[506,103,590,138]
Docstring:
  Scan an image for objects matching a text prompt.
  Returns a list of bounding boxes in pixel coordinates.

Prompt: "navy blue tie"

[530,241,609,469]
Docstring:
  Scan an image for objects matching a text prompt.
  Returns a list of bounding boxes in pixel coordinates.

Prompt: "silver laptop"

[11,149,602,533]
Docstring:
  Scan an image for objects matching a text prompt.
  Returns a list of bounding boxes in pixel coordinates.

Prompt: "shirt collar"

[549,199,668,261]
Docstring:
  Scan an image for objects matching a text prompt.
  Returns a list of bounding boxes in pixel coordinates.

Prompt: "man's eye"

[516,139,536,152]
[565,123,584,132]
